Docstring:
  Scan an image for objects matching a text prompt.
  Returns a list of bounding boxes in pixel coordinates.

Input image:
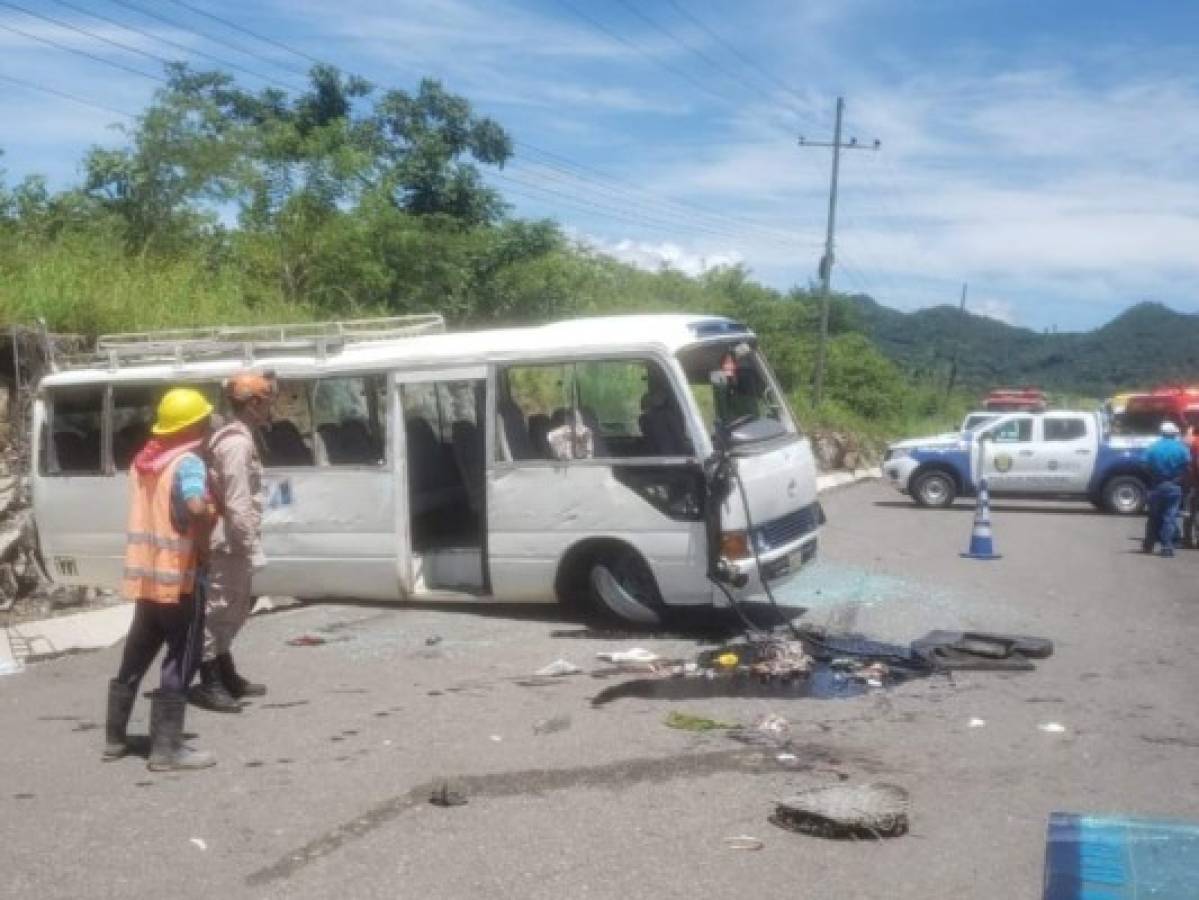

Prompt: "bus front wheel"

[586,548,667,627]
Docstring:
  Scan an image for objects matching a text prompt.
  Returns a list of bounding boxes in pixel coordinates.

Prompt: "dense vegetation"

[850,295,1199,397]
[1,66,967,443]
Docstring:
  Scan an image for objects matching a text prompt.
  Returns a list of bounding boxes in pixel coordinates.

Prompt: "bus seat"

[264,421,313,466]
[640,394,691,456]
[113,422,150,470]
[528,414,551,459]
[498,398,534,461]
[338,419,378,463]
[53,431,97,472]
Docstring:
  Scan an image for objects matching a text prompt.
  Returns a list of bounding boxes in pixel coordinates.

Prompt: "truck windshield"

[677,340,796,446]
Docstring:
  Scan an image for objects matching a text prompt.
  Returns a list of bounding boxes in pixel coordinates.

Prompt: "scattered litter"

[533,714,572,736]
[755,713,790,735]
[1045,812,1199,898]
[429,783,467,807]
[723,835,764,851]
[535,659,582,677]
[1039,722,1067,734]
[715,652,740,668]
[968,718,987,728]
[489,735,503,742]
[0,659,24,676]
[664,711,736,732]
[286,635,326,647]
[596,648,660,665]
[853,662,890,684]
[771,782,910,839]
[383,740,392,746]
[189,838,207,851]
[425,636,442,647]
[776,753,798,764]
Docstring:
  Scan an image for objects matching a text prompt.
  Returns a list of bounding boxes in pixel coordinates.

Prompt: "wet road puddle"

[591,664,879,706]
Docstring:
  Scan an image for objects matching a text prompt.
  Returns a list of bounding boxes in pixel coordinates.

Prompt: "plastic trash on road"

[535,659,582,677]
[596,648,660,664]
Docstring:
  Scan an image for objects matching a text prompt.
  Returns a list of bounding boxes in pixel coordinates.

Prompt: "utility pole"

[799,96,879,406]
[945,282,968,401]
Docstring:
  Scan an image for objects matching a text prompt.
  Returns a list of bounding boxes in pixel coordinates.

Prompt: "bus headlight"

[719,531,751,561]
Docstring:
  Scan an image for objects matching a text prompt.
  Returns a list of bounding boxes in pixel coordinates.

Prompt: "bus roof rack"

[60,314,446,370]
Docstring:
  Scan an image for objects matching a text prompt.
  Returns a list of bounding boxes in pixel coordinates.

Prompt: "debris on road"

[723,835,764,851]
[771,782,911,840]
[425,636,442,647]
[596,648,661,668]
[533,714,572,736]
[189,838,208,851]
[910,630,1053,671]
[664,711,736,732]
[968,718,987,728]
[429,782,468,807]
[754,713,790,736]
[1038,722,1067,734]
[535,659,582,677]
[286,635,327,647]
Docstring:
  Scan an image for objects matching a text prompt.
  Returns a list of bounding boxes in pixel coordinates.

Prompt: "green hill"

[846,296,1199,397]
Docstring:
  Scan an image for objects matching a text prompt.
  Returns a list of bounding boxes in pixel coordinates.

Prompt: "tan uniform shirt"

[207,420,264,558]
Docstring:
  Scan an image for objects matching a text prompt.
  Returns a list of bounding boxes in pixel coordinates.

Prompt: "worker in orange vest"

[190,372,275,713]
[103,388,218,771]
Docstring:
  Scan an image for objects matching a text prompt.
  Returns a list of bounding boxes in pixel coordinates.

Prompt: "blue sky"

[2,0,1198,331]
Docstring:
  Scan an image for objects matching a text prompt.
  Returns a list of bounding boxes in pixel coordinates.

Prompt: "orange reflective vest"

[121,445,205,604]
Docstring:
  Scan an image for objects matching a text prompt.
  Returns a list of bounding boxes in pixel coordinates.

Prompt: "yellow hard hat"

[152,388,214,436]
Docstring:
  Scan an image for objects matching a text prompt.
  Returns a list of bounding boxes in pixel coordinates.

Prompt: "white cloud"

[577,233,743,278]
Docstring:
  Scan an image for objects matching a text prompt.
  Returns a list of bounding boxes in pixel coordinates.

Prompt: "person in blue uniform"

[1142,420,1191,557]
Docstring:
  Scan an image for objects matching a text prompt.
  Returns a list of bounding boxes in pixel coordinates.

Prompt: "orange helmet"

[225,371,276,404]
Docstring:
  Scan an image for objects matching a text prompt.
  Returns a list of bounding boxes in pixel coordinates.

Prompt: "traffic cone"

[961,477,1002,560]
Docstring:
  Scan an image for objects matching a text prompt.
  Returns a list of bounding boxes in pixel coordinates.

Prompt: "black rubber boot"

[148,692,215,772]
[217,652,266,699]
[188,660,242,713]
[103,679,137,761]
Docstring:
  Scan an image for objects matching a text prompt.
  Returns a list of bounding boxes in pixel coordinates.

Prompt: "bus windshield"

[677,340,796,446]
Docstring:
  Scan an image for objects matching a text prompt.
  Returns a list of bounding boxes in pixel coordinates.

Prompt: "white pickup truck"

[883,410,1153,514]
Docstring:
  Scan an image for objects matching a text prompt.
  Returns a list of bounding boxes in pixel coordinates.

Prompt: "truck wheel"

[1102,475,1146,515]
[912,470,957,508]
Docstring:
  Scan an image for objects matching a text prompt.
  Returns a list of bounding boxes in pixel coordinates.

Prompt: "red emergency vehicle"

[981,387,1048,413]
[1121,385,1199,434]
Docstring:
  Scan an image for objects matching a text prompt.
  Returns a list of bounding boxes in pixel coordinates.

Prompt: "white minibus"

[31,314,822,624]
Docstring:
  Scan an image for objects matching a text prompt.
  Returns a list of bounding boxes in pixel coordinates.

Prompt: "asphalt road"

[2,481,1197,899]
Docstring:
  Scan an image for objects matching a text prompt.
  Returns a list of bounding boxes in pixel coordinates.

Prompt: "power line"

[0,18,167,83]
[0,0,176,67]
[512,150,815,247]
[611,0,792,116]
[164,0,326,68]
[550,0,740,108]
[47,0,302,91]
[104,0,311,80]
[0,70,136,118]
[663,0,820,127]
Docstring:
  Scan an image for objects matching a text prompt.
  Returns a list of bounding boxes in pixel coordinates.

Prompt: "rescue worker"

[1141,420,1190,558]
[103,388,217,771]
[190,372,274,713]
